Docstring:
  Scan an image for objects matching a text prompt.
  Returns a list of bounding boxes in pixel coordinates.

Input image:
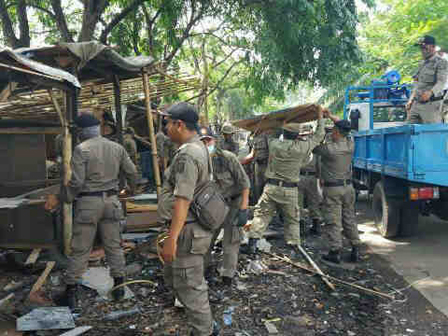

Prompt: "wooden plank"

[231,104,321,132]
[0,127,61,134]
[126,211,159,232]
[29,261,56,296]
[25,248,42,265]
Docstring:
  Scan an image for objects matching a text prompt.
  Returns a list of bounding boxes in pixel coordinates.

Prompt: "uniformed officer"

[406,35,448,124]
[241,130,270,204]
[45,113,138,309]
[298,152,323,235]
[157,103,218,336]
[199,126,250,287]
[244,108,325,253]
[123,127,138,165]
[156,127,177,172]
[219,124,239,155]
[313,111,361,263]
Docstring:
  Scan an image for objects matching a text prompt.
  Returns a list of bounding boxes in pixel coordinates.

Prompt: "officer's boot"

[350,245,360,263]
[65,284,79,310]
[240,238,258,255]
[112,277,125,301]
[310,218,322,236]
[189,321,220,336]
[222,276,232,287]
[323,249,341,264]
[248,238,258,255]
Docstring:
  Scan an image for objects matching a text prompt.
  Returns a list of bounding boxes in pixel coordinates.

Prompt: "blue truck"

[344,71,448,237]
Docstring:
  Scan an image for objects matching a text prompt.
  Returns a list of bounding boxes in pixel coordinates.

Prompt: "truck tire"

[399,202,419,236]
[372,181,400,238]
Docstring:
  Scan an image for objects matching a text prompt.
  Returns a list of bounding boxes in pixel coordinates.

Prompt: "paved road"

[356,194,448,317]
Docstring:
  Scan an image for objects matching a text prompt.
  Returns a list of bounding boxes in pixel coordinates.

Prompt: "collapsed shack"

[0,41,200,254]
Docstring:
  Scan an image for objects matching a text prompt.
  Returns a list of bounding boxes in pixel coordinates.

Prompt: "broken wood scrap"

[298,245,335,291]
[29,261,55,297]
[264,252,394,300]
[25,248,41,265]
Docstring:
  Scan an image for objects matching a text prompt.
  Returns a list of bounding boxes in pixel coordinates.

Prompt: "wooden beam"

[142,68,162,197]
[0,127,61,134]
[25,248,42,265]
[0,81,17,102]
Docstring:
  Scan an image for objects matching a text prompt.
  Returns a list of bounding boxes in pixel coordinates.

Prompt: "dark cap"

[160,102,199,124]
[414,35,436,46]
[74,114,100,128]
[199,126,215,139]
[334,119,351,132]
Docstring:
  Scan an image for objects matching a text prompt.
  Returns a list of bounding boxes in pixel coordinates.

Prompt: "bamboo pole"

[63,92,73,256]
[142,68,162,197]
[298,245,335,291]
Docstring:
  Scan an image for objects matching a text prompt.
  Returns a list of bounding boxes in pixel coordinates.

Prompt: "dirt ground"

[1,215,448,336]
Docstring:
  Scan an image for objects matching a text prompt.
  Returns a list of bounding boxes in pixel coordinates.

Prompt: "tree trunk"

[0,0,19,48]
[78,0,108,42]
[51,0,74,42]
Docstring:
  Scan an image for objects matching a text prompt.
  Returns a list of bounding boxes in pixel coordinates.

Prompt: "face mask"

[208,144,216,154]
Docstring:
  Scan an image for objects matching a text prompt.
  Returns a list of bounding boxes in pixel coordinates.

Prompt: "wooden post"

[113,75,124,145]
[63,91,73,256]
[141,68,162,197]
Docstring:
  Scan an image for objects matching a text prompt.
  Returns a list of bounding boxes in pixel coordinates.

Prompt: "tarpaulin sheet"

[0,48,81,88]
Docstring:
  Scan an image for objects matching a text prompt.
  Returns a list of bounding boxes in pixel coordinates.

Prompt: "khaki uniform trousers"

[298,175,322,221]
[164,222,213,336]
[254,161,267,204]
[408,100,444,124]
[322,184,361,250]
[204,198,241,278]
[248,183,301,245]
[66,195,125,284]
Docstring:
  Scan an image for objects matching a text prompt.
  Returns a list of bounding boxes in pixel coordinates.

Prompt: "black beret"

[75,114,101,128]
[160,102,199,124]
[334,119,351,132]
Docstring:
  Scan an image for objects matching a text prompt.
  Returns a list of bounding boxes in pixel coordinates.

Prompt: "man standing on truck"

[313,111,361,264]
[406,35,448,124]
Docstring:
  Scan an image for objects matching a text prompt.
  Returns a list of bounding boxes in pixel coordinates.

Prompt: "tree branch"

[28,4,57,19]
[51,0,74,42]
[142,4,162,55]
[99,0,148,44]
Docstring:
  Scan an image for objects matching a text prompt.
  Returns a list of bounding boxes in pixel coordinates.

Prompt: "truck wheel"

[372,181,400,238]
[399,202,419,236]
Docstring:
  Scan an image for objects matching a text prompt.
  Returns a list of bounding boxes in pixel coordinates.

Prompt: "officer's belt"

[267,178,298,188]
[225,194,241,203]
[300,171,316,176]
[323,179,351,187]
[158,219,197,227]
[78,189,117,197]
[414,95,445,104]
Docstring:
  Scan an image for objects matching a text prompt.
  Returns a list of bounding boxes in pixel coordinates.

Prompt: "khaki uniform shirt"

[61,136,138,202]
[219,136,239,156]
[123,134,138,164]
[301,153,318,174]
[253,133,269,162]
[413,54,448,98]
[212,148,250,199]
[265,119,325,183]
[157,135,209,222]
[313,136,354,182]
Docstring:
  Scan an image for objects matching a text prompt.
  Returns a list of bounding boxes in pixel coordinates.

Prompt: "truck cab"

[344,71,448,237]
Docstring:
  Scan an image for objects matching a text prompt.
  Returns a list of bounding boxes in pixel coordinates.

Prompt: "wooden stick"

[29,261,55,296]
[265,252,394,300]
[0,293,14,307]
[48,88,65,127]
[298,245,335,291]
[25,248,42,265]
